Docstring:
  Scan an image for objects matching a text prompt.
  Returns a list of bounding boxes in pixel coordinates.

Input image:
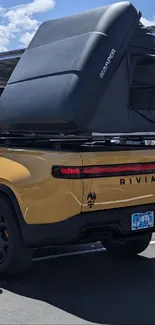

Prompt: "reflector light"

[60,167,81,175]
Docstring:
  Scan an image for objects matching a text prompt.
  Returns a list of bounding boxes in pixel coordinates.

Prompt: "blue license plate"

[131,211,154,231]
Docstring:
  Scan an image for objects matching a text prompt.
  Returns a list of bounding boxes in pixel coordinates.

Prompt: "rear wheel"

[102,232,152,259]
[0,197,32,276]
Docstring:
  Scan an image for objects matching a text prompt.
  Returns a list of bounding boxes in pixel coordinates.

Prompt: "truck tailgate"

[81,150,155,212]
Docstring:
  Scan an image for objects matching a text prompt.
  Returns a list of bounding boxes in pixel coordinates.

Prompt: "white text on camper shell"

[99,48,116,79]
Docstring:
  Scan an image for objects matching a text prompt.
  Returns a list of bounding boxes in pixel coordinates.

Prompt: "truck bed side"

[0,148,155,225]
[0,148,83,224]
[81,150,155,212]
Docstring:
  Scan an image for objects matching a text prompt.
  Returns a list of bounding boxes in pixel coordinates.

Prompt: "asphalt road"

[1,236,155,325]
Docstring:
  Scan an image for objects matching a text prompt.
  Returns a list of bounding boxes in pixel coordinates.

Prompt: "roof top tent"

[0,1,155,135]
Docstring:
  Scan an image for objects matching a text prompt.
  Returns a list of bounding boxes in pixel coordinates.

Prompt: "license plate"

[131,211,154,231]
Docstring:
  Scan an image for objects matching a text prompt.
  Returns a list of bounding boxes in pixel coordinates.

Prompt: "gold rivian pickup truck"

[1,2,155,275]
[0,135,154,275]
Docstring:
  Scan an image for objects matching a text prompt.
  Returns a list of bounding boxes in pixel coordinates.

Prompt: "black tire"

[102,232,152,259]
[0,197,32,276]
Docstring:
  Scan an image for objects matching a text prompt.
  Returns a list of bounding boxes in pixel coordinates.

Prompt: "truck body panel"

[0,149,83,224]
[81,151,155,211]
[0,148,155,227]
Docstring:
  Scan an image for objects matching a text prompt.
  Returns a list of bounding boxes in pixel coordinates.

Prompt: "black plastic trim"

[0,184,23,220]
[19,202,155,247]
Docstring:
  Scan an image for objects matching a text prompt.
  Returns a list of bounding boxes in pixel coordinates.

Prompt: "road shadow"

[0,248,155,325]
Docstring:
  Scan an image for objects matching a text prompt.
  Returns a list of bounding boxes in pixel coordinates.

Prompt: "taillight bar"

[52,162,155,179]
[60,167,81,175]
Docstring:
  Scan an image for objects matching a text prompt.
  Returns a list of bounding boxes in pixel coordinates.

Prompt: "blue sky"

[1,0,155,51]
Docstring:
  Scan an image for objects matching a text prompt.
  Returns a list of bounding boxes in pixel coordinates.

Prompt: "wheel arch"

[0,184,23,232]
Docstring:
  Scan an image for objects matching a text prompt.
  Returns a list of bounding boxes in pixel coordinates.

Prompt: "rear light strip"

[52,162,155,179]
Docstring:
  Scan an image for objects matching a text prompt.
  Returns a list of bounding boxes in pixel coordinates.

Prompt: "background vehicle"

[0,2,155,275]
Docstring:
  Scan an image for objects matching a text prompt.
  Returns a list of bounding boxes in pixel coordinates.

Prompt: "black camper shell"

[0,1,155,135]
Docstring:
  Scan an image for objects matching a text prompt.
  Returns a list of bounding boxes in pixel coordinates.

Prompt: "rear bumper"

[19,203,155,247]
[1,183,154,248]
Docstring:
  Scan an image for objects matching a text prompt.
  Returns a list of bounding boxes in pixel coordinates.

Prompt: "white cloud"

[141,17,155,27]
[0,6,5,15]
[0,0,56,51]
[19,31,35,47]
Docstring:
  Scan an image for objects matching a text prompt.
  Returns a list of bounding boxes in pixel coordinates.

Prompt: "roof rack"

[0,48,25,88]
[0,48,25,60]
[0,132,155,142]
